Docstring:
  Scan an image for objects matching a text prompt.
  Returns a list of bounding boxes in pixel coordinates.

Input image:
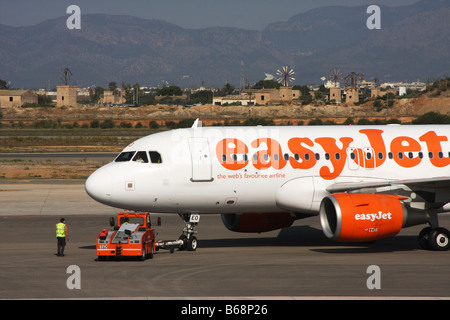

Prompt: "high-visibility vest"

[56,223,66,237]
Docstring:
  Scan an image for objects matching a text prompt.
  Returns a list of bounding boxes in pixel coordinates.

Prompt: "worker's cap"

[60,218,66,222]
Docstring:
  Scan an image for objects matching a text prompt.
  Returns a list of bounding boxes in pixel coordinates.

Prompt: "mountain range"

[0,0,448,88]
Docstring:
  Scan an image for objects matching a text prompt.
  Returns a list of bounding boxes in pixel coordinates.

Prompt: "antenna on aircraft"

[192,118,202,128]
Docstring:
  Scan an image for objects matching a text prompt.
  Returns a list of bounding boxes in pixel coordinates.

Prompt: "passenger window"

[149,151,162,163]
[315,153,320,161]
[133,151,149,163]
[378,152,384,160]
[335,153,340,160]
[115,151,136,162]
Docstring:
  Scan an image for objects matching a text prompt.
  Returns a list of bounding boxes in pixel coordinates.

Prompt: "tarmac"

[0,181,449,301]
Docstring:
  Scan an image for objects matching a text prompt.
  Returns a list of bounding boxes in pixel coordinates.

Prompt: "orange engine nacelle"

[319,193,407,242]
[221,212,296,233]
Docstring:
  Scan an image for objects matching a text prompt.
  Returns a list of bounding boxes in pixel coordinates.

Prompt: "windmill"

[264,73,275,81]
[276,66,295,87]
[59,67,72,85]
[328,68,342,88]
[344,72,364,89]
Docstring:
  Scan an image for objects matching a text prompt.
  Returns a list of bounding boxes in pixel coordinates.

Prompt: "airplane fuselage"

[85,124,450,215]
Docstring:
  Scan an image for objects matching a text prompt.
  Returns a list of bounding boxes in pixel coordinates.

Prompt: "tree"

[90,120,99,128]
[293,85,312,105]
[100,119,115,129]
[252,80,281,89]
[412,112,450,124]
[89,86,104,103]
[213,83,236,97]
[293,85,310,96]
[108,82,117,91]
[158,86,183,96]
[190,90,213,104]
[0,79,10,89]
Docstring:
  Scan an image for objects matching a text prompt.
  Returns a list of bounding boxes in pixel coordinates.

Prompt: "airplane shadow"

[78,226,422,253]
[200,226,421,253]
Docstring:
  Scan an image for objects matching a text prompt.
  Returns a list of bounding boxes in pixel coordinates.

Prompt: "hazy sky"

[0,0,419,30]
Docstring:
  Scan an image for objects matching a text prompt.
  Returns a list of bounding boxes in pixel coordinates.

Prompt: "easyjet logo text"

[215,129,449,180]
[355,211,392,222]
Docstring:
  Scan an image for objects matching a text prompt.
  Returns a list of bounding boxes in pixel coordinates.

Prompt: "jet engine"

[319,193,429,242]
[221,212,296,233]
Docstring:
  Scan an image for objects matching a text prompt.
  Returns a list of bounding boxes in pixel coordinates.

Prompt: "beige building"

[100,89,126,105]
[329,88,342,103]
[345,87,359,104]
[370,87,381,98]
[57,85,77,107]
[213,94,255,106]
[0,90,38,107]
[214,87,301,106]
[251,86,301,105]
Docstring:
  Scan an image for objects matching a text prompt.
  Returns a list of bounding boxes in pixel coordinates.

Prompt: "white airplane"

[85,120,450,251]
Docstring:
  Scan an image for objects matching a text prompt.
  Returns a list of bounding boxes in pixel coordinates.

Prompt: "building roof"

[0,90,33,96]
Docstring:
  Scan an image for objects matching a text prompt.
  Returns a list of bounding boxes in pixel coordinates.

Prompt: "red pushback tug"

[96,212,156,261]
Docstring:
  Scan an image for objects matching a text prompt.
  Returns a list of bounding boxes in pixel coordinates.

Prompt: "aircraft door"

[188,137,213,182]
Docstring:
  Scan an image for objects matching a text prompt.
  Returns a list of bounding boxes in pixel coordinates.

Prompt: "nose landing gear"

[178,213,200,251]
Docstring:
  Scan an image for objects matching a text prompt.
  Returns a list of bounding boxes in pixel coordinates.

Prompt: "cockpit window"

[115,151,135,162]
[149,151,162,163]
[133,151,149,163]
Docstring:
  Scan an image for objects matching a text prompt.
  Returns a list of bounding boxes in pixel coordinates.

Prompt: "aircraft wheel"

[418,227,432,250]
[428,228,450,251]
[187,236,198,251]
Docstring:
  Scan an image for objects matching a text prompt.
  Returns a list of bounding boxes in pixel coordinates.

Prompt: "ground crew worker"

[56,218,69,256]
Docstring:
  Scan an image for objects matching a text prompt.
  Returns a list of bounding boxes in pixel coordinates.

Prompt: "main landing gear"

[177,213,199,251]
[418,211,450,251]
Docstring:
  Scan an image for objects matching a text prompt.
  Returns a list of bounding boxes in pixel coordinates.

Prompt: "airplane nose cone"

[85,167,112,205]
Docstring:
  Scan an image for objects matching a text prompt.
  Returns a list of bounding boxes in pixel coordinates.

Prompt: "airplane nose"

[85,167,113,205]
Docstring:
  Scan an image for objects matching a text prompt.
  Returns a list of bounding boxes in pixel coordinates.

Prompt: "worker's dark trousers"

[57,237,66,256]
